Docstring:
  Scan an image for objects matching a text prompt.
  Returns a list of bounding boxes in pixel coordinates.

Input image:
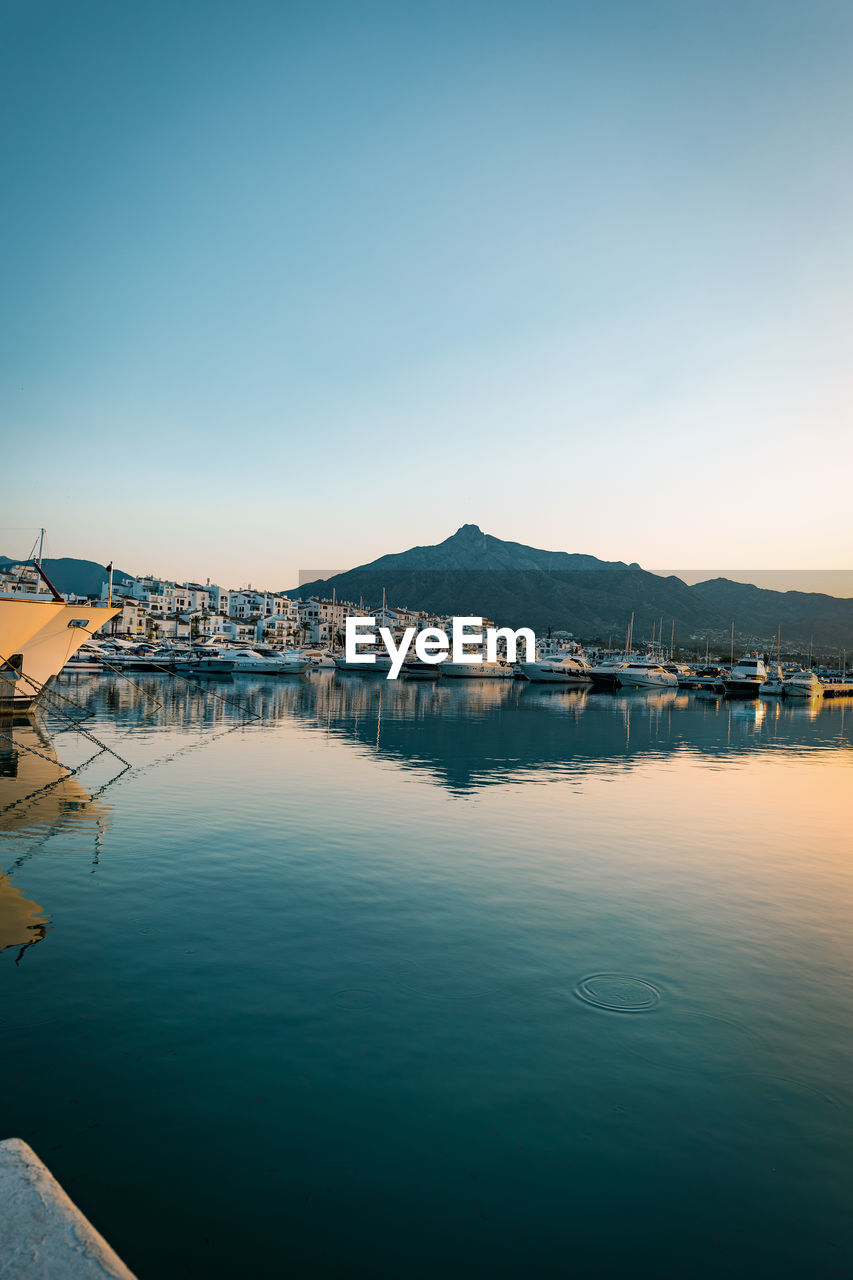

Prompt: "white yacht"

[182,648,238,675]
[228,647,309,674]
[724,654,768,698]
[439,661,512,678]
[61,643,105,674]
[785,670,824,699]
[588,657,630,689]
[759,665,787,697]
[298,648,337,669]
[520,656,591,686]
[334,653,394,674]
[615,659,679,689]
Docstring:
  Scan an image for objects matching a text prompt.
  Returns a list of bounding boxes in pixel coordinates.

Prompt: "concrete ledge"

[0,1139,136,1278]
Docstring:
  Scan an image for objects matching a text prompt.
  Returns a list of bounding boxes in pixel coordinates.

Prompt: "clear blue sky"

[2,0,851,588]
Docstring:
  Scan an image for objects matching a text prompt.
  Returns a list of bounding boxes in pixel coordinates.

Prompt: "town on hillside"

[0,560,493,651]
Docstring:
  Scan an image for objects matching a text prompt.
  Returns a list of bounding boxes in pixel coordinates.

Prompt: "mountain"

[690,578,853,646]
[287,525,853,648]
[0,556,132,599]
[359,523,642,573]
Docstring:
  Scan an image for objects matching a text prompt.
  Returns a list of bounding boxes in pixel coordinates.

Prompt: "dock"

[820,681,853,698]
[0,1138,136,1278]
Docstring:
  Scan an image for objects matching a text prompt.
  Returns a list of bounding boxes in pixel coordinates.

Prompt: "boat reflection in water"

[0,716,110,961]
[52,667,853,795]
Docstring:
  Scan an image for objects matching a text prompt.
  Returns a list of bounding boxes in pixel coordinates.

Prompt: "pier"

[819,681,853,698]
[0,1139,136,1279]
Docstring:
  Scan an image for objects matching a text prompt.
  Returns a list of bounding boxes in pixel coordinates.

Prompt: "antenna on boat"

[37,527,45,563]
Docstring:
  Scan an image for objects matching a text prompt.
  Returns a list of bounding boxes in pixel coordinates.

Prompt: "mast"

[37,527,45,564]
[730,621,734,666]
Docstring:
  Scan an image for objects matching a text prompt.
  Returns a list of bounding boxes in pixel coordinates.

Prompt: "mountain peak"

[452,523,484,538]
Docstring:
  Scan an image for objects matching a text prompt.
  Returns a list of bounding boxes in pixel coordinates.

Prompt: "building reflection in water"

[51,668,853,795]
[4,671,850,951]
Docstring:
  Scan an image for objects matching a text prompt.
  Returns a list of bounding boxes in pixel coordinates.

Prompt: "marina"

[6,0,853,1272]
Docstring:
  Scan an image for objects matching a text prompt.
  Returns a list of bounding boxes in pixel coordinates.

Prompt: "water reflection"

[4,670,851,1278]
[0,716,111,960]
[52,670,853,795]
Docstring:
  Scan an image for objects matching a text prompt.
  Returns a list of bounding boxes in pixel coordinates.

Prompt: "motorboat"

[785,669,824,699]
[439,661,512,678]
[181,648,237,675]
[297,649,336,669]
[334,653,394,674]
[759,665,787,697]
[616,660,679,689]
[519,657,592,686]
[664,663,696,687]
[403,659,441,679]
[588,658,630,689]
[61,653,104,674]
[692,666,726,691]
[724,654,768,698]
[227,648,309,674]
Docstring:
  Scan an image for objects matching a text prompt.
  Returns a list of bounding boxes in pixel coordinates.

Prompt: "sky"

[2,0,852,590]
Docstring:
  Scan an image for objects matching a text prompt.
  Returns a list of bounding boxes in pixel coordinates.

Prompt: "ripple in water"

[574,972,661,1013]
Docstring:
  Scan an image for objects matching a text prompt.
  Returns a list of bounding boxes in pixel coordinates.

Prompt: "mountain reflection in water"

[49,669,853,795]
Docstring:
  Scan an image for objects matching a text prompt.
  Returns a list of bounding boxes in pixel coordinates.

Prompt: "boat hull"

[785,684,823,699]
[616,673,678,688]
[334,659,393,674]
[1,603,119,710]
[521,663,590,685]
[440,663,505,678]
[724,679,764,698]
[588,670,623,689]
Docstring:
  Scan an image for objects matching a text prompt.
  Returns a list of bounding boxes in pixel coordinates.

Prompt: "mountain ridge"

[286,525,853,646]
[0,556,132,598]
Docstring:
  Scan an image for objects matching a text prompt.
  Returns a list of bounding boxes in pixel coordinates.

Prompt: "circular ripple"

[574,972,661,1013]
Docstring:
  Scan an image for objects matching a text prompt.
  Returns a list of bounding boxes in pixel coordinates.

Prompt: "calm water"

[1,673,852,1278]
